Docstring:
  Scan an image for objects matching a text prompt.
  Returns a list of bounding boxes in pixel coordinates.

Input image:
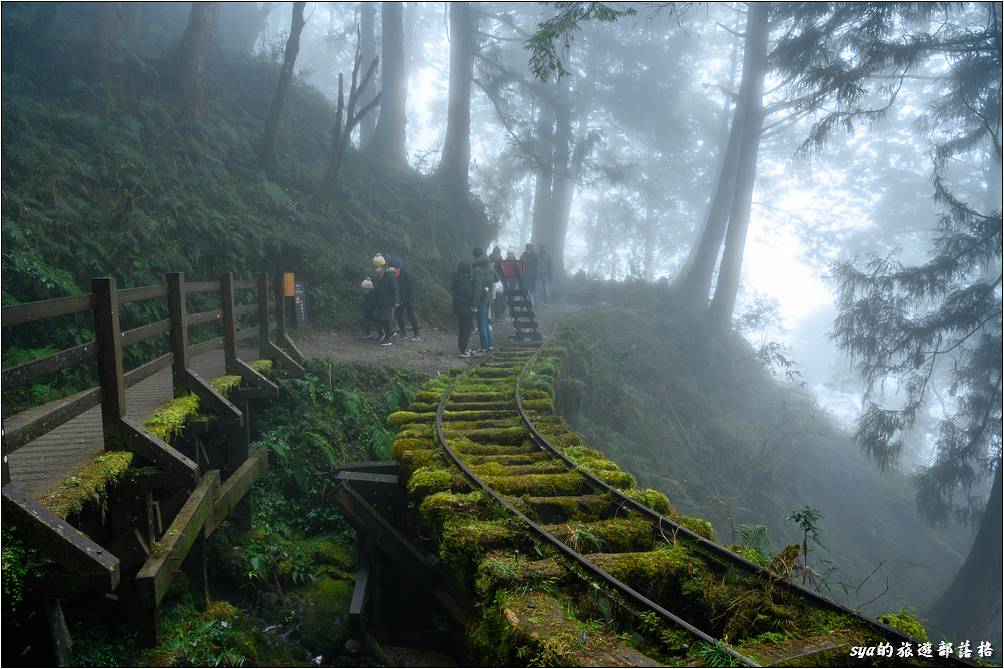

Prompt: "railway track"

[389,331,971,667]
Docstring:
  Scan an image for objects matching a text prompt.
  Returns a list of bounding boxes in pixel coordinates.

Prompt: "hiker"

[451,261,476,357]
[371,254,399,346]
[471,247,499,352]
[520,243,538,304]
[359,277,376,339]
[389,256,421,341]
[539,243,553,303]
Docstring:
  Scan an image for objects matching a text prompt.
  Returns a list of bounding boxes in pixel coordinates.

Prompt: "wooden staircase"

[502,280,542,341]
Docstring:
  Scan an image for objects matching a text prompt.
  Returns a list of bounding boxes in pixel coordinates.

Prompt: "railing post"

[257,272,270,359]
[92,277,127,447]
[167,272,188,397]
[220,272,237,375]
[274,272,286,342]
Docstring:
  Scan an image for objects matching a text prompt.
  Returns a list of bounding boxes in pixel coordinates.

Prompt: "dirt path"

[294,303,572,377]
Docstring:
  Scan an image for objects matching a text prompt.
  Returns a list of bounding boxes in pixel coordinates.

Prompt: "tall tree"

[369,2,407,165]
[705,2,770,332]
[323,34,381,189]
[261,2,307,178]
[93,2,124,82]
[174,2,218,117]
[437,2,475,193]
[358,2,378,145]
[217,2,274,55]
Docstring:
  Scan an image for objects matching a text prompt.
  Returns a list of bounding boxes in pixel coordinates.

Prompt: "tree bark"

[93,3,124,80]
[530,103,555,251]
[643,203,656,282]
[927,464,1003,641]
[671,23,743,310]
[262,2,306,178]
[705,2,769,332]
[545,78,574,277]
[358,2,378,146]
[437,2,474,193]
[174,2,218,117]
[369,2,408,165]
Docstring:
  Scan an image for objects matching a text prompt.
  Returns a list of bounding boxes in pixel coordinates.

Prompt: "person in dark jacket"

[389,256,421,341]
[371,255,399,345]
[520,243,539,304]
[451,262,476,357]
[490,247,506,324]
[470,247,499,352]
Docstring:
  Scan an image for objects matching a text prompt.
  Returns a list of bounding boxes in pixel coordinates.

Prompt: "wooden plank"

[2,340,97,391]
[167,273,188,396]
[184,281,221,295]
[278,331,306,365]
[186,337,224,358]
[233,280,256,291]
[186,370,242,425]
[205,449,268,536]
[136,471,220,608]
[234,358,278,395]
[221,273,237,374]
[268,341,305,378]
[257,273,270,359]
[234,303,257,316]
[187,309,222,327]
[274,273,286,339]
[45,598,73,667]
[2,483,120,591]
[235,326,257,343]
[118,284,167,305]
[2,294,94,328]
[121,319,171,347]
[121,417,198,487]
[93,278,127,436]
[2,387,103,453]
[123,352,173,389]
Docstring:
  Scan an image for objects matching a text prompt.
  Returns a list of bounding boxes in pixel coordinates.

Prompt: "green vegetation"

[36,450,135,519]
[1,527,39,617]
[877,609,928,642]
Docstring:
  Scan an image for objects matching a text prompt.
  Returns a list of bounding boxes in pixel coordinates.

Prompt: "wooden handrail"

[2,387,103,453]
[233,280,256,291]
[121,319,171,347]
[185,281,221,295]
[1,341,98,391]
[187,309,223,327]
[118,284,168,305]
[2,294,94,328]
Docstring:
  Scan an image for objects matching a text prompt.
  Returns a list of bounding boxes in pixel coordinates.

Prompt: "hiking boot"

[458,350,471,358]
[410,336,423,342]
[380,339,393,346]
[360,333,374,340]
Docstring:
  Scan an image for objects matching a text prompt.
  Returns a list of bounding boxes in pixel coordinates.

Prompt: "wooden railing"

[1,271,305,650]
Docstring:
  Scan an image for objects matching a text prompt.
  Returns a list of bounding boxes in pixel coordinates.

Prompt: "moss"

[520,494,612,523]
[672,514,716,542]
[623,488,674,515]
[419,490,491,528]
[440,519,526,560]
[298,576,354,656]
[248,359,274,377]
[482,471,587,496]
[473,554,566,596]
[144,393,202,442]
[209,374,241,395]
[37,450,135,519]
[311,539,355,570]
[877,609,928,641]
[407,466,465,500]
[548,518,655,553]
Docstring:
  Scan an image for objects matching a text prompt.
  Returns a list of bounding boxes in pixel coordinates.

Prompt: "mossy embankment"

[550,304,970,623]
[390,343,921,667]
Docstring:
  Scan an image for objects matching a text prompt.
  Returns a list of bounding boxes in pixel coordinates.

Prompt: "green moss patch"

[877,609,928,641]
[37,450,135,519]
[144,393,202,443]
[209,374,242,395]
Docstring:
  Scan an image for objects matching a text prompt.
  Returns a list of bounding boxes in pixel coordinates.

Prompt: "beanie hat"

[372,254,386,268]
[360,278,374,290]
[389,256,403,269]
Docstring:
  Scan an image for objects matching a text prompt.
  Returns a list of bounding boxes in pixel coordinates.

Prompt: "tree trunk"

[546,78,574,277]
[705,2,769,332]
[93,3,124,80]
[530,104,555,249]
[927,464,1003,641]
[217,2,273,55]
[369,2,407,165]
[437,2,474,193]
[643,203,656,281]
[519,177,533,249]
[671,25,743,311]
[261,2,307,178]
[174,2,218,117]
[358,2,378,146]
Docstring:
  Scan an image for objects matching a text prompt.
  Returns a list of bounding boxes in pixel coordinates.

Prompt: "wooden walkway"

[6,347,253,498]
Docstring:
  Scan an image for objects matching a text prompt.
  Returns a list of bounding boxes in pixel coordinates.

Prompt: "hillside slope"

[553,305,971,622]
[1,4,490,328]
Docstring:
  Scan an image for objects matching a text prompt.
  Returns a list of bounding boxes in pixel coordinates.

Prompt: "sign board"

[283,272,295,298]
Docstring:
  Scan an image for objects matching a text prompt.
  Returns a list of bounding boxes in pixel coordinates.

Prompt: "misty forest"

[1,2,1001,667]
